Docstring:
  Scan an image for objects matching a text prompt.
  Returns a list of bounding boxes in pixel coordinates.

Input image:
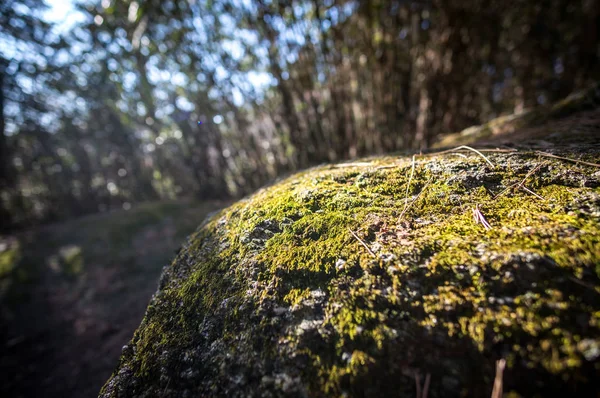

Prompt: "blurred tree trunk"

[105,109,158,201]
[0,60,11,187]
[0,60,13,230]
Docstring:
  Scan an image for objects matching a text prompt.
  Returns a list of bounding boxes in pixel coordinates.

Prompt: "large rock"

[100,92,600,397]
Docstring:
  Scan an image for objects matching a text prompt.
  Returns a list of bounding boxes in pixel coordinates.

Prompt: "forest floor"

[0,199,227,398]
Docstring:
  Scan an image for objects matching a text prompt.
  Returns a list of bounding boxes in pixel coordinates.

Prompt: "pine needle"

[491,359,506,398]
[494,161,547,200]
[333,162,376,168]
[430,145,496,167]
[535,151,600,168]
[348,227,376,257]
[398,179,431,221]
[451,145,495,168]
[472,205,492,230]
[401,155,416,216]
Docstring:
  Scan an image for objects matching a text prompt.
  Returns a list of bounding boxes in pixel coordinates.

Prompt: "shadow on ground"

[0,199,225,398]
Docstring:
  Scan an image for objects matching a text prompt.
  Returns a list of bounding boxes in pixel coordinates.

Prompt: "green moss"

[101,147,600,397]
[58,245,84,275]
[0,240,20,278]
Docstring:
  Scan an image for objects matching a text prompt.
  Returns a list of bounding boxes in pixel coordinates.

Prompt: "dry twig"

[491,359,506,398]
[494,161,547,200]
[415,372,432,398]
[401,155,417,216]
[398,179,431,221]
[348,227,376,257]
[333,162,376,168]
[535,151,600,168]
[430,145,496,168]
[472,204,492,230]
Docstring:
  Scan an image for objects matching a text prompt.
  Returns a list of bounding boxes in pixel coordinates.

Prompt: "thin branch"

[333,162,376,168]
[398,179,431,221]
[475,148,519,153]
[491,359,506,398]
[415,373,421,398]
[472,205,492,230]
[535,151,600,168]
[520,186,545,200]
[430,145,495,168]
[429,148,518,155]
[452,145,495,168]
[415,372,432,398]
[348,227,376,257]
[422,373,431,398]
[401,155,416,216]
[519,161,547,184]
[494,161,547,200]
[450,153,468,159]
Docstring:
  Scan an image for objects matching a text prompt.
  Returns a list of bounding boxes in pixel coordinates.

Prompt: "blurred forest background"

[2,0,599,232]
[1,1,599,397]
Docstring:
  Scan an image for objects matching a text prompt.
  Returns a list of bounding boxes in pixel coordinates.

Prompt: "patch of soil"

[0,201,224,398]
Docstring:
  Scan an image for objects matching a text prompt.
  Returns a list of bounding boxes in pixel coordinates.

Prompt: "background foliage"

[1,0,599,230]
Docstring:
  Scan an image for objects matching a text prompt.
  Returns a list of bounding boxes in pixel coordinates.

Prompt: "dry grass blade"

[453,145,496,168]
[333,162,376,168]
[432,145,495,168]
[415,373,421,398]
[414,372,431,398]
[422,373,431,398]
[520,186,545,200]
[535,151,600,168]
[398,179,431,222]
[450,153,468,159]
[520,161,547,183]
[494,161,547,200]
[491,359,506,398]
[401,155,417,215]
[476,148,519,153]
[472,205,492,230]
[348,227,376,257]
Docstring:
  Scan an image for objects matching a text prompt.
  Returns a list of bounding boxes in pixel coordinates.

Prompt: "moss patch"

[99,141,600,397]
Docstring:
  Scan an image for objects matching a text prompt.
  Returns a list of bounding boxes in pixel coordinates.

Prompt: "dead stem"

[450,153,468,158]
[520,186,545,200]
[535,151,600,168]
[398,179,431,222]
[415,373,421,398]
[415,372,431,398]
[401,155,417,217]
[491,359,506,398]
[348,227,376,257]
[333,162,376,168]
[494,161,547,200]
[430,145,496,168]
[422,373,431,398]
[472,204,492,230]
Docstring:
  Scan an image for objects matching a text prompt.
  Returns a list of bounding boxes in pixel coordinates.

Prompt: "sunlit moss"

[59,245,84,275]
[101,148,600,397]
[0,240,20,278]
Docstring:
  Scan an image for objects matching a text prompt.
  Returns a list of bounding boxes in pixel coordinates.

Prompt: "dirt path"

[0,200,225,398]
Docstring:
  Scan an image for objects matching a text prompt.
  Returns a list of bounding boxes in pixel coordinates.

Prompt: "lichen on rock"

[100,104,600,397]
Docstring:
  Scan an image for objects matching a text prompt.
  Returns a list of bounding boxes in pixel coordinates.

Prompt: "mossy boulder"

[100,99,600,397]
